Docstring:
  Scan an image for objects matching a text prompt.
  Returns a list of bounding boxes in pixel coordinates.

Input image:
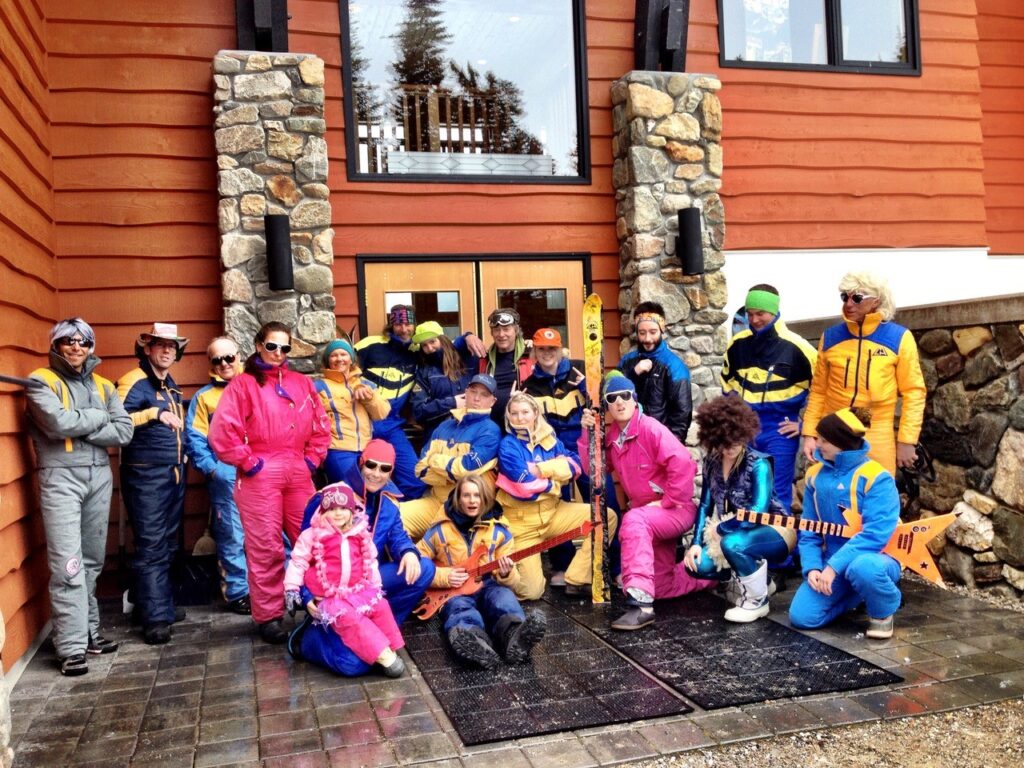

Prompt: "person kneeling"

[418,474,546,669]
[683,397,795,623]
[284,482,406,678]
[788,408,902,640]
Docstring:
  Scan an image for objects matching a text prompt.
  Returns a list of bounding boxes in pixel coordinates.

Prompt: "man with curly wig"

[800,271,926,474]
[684,397,795,622]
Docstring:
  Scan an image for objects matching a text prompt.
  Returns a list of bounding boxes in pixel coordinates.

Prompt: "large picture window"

[341,0,589,182]
[719,0,920,75]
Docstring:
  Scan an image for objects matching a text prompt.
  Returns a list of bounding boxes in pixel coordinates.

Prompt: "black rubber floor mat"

[547,589,902,710]
[403,601,692,746]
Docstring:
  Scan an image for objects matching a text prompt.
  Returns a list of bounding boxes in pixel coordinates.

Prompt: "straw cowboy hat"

[137,322,189,360]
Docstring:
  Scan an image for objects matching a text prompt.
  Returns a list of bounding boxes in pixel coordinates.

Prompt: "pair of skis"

[583,293,612,604]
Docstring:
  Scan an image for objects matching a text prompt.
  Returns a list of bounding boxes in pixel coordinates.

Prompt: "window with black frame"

[719,0,919,74]
[342,0,588,181]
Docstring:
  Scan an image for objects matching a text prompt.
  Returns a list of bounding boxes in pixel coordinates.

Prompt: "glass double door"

[362,258,586,358]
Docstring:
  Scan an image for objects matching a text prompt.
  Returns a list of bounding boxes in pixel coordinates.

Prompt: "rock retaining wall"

[915,321,1024,598]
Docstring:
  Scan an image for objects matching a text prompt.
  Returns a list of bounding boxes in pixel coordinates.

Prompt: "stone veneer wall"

[213,51,335,372]
[913,322,1024,599]
[611,72,728,429]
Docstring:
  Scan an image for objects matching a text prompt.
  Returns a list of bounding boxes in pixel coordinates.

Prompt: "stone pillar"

[213,51,335,372]
[611,72,727,421]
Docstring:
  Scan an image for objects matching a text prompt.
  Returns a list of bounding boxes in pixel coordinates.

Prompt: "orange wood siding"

[44,0,237,586]
[681,0,991,250]
[289,0,627,360]
[1,0,57,671]
[976,0,1024,254]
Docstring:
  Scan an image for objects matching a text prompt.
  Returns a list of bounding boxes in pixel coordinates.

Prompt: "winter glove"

[285,590,302,616]
[244,457,265,477]
[305,457,318,474]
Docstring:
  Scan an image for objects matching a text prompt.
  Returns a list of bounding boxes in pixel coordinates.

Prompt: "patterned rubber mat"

[548,589,903,710]
[403,600,692,746]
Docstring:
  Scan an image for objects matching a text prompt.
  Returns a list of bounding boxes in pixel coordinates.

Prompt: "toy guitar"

[734,508,958,585]
[413,520,596,620]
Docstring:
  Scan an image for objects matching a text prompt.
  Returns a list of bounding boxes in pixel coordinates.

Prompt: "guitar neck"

[471,521,593,578]
[734,509,856,539]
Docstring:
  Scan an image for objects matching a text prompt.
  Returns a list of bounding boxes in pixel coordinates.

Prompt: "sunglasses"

[363,460,393,473]
[210,354,236,366]
[840,292,875,304]
[263,342,292,353]
[604,391,634,404]
[58,337,93,348]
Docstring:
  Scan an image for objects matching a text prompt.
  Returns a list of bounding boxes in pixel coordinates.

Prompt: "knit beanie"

[49,317,96,354]
[360,439,396,467]
[322,338,355,366]
[320,481,361,513]
[816,408,867,452]
[412,321,444,345]
[604,372,636,397]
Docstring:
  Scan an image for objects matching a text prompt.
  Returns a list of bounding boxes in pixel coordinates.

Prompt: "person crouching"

[788,408,902,640]
[284,482,406,677]
[417,474,546,669]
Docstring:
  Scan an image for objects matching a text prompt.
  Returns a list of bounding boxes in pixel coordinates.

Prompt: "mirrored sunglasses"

[58,337,93,348]
[263,342,291,353]
[210,354,236,366]
[840,292,874,304]
[604,390,634,404]
[363,460,393,473]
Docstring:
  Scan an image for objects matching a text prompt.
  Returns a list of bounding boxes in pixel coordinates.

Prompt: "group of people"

[26,268,926,679]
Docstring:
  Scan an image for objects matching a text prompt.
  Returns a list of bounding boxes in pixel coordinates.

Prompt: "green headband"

[745,289,780,316]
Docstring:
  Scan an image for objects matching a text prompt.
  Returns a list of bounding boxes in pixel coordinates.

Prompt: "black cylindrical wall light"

[678,207,704,276]
[265,214,294,291]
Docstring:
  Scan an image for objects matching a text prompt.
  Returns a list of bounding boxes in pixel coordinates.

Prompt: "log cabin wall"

[0,0,57,671]
[976,0,1024,255]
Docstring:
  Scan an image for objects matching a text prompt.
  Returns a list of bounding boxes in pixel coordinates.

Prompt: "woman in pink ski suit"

[209,322,330,644]
[580,374,712,631]
[284,482,405,677]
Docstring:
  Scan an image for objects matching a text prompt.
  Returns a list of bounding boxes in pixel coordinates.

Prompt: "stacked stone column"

[213,51,335,372]
[611,72,727,428]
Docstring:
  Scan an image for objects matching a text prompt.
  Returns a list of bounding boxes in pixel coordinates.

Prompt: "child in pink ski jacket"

[284,481,405,677]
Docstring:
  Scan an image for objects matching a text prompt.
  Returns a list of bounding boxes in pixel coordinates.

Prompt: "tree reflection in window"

[345,0,583,177]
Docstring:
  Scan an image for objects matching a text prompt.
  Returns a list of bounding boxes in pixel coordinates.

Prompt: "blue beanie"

[323,338,356,366]
[603,371,636,396]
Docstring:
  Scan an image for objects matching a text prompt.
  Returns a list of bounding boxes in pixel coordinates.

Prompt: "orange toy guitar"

[734,509,957,585]
[413,520,596,620]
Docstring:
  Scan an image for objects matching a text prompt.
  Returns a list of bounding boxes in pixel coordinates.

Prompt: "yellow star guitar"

[734,509,958,585]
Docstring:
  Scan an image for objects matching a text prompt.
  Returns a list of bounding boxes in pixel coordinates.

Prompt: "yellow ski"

[583,293,610,603]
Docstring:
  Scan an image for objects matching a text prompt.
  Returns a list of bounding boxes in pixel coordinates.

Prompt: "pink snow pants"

[331,601,404,665]
[619,503,714,600]
[235,453,314,623]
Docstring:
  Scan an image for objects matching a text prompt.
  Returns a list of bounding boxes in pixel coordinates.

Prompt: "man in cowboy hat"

[117,322,189,645]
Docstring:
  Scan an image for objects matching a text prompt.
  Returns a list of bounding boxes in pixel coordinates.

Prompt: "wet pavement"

[9,577,1024,767]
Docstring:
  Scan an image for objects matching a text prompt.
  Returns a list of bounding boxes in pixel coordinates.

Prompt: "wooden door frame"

[355,253,592,340]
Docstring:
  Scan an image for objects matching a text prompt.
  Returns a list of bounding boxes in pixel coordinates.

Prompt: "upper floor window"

[719,0,920,75]
[342,0,590,182]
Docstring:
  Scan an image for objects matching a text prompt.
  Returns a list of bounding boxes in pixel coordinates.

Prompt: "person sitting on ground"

[580,374,710,631]
[400,373,502,541]
[410,321,480,444]
[498,392,617,600]
[618,301,693,444]
[417,474,547,669]
[683,396,795,623]
[290,439,436,676]
[315,337,391,484]
[185,336,251,615]
[789,408,903,640]
[27,318,134,676]
[284,481,406,678]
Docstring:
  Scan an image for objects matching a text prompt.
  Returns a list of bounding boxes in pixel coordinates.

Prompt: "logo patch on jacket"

[872,349,889,356]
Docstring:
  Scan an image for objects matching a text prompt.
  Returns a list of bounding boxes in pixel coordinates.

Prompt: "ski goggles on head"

[263,342,291,353]
[488,310,519,327]
[363,459,393,473]
[840,292,875,304]
[209,354,236,366]
[604,390,635,404]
